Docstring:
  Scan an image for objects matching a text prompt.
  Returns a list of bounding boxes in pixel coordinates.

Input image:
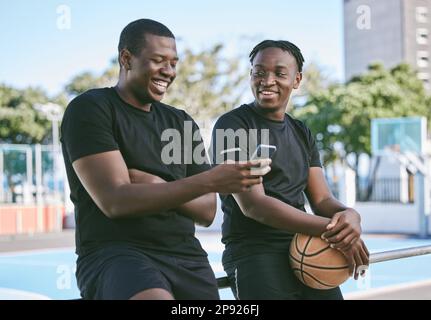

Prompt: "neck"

[115,78,152,112]
[253,102,287,122]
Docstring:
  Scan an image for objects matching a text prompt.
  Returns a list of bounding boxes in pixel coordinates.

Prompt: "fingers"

[243,177,263,187]
[359,242,370,266]
[326,212,342,230]
[325,227,350,244]
[322,221,346,239]
[344,254,355,277]
[331,234,358,251]
[249,165,271,177]
[247,158,272,168]
[353,250,364,280]
[357,246,369,278]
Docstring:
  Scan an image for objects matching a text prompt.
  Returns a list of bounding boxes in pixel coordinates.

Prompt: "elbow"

[240,200,267,225]
[241,204,260,221]
[99,192,132,219]
[243,207,263,223]
[101,202,125,219]
[199,213,215,228]
[200,202,217,228]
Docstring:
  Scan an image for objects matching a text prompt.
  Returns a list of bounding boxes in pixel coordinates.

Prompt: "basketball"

[289,233,350,290]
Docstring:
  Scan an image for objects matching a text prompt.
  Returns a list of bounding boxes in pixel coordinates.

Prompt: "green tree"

[294,63,430,171]
[0,84,65,201]
[0,84,56,144]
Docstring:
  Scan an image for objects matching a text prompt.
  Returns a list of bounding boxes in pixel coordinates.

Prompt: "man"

[61,19,269,300]
[211,40,369,300]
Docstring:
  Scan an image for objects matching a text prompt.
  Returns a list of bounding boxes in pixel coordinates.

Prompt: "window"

[417,28,429,45]
[417,51,429,68]
[418,72,430,90]
[417,72,430,81]
[416,7,428,23]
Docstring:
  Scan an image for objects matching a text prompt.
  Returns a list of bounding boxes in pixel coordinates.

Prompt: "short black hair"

[118,19,175,56]
[249,40,305,72]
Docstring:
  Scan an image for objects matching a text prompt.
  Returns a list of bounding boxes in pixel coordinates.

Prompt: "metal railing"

[356,178,412,203]
[216,245,431,289]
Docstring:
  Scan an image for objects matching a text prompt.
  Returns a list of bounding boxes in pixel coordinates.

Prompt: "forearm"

[107,171,212,219]
[235,194,331,237]
[311,196,349,218]
[177,193,217,227]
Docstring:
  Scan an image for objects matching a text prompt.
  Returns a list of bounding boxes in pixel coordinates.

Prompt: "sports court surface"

[1,232,431,299]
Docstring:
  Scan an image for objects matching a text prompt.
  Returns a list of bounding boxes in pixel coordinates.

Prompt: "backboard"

[371,117,427,155]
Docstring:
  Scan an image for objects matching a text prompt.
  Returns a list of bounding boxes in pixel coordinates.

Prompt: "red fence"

[0,205,65,235]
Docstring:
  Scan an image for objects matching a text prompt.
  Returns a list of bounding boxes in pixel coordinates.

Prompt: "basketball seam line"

[294,236,333,257]
[289,253,349,270]
[291,268,335,288]
[299,235,313,285]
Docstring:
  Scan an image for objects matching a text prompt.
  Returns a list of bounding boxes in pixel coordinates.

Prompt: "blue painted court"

[1,235,431,299]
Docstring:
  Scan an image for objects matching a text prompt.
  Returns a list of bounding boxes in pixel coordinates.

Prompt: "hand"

[338,238,370,280]
[128,169,165,184]
[207,159,271,194]
[321,208,362,251]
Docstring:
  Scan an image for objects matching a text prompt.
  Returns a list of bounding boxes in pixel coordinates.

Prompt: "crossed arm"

[72,150,267,227]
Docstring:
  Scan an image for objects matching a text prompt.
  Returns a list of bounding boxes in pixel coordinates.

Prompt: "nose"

[260,72,276,86]
[160,62,176,78]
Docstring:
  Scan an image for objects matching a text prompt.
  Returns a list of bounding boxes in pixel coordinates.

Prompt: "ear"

[249,68,253,77]
[119,49,132,70]
[293,72,302,89]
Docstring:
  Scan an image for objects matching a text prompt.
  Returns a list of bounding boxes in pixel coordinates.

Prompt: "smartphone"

[250,144,277,160]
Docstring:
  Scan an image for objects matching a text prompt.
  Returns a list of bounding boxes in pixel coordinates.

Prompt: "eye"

[276,72,287,77]
[253,70,266,77]
[151,58,163,63]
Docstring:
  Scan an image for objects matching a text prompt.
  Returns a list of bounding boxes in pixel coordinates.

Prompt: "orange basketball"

[289,233,350,290]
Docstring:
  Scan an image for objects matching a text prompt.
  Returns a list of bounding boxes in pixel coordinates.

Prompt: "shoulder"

[155,101,194,122]
[65,88,113,116]
[285,114,317,151]
[286,114,312,135]
[62,88,115,132]
[214,104,251,128]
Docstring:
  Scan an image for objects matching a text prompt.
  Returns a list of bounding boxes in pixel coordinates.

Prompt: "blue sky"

[0,0,344,96]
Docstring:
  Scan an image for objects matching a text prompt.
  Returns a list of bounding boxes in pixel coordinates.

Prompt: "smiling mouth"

[258,90,278,97]
[152,79,169,92]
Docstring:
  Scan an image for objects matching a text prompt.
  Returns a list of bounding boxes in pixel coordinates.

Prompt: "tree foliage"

[294,63,430,168]
[0,84,66,144]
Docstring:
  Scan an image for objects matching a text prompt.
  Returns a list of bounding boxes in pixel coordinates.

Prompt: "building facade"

[344,0,431,89]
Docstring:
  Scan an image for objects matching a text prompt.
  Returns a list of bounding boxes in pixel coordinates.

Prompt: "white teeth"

[153,80,168,88]
[261,91,276,95]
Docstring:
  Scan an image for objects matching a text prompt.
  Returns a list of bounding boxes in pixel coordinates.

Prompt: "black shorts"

[76,244,220,300]
[223,252,343,300]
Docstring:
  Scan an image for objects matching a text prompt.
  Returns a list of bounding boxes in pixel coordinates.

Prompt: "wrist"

[195,170,215,193]
[346,208,361,222]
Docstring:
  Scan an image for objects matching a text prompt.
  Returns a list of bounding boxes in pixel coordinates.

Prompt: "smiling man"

[60,19,270,300]
[211,40,369,300]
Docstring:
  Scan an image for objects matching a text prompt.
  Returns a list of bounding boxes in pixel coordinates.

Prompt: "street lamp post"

[34,103,64,232]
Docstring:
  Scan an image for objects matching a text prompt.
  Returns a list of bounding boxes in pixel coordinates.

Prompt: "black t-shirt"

[61,87,211,258]
[211,103,322,263]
